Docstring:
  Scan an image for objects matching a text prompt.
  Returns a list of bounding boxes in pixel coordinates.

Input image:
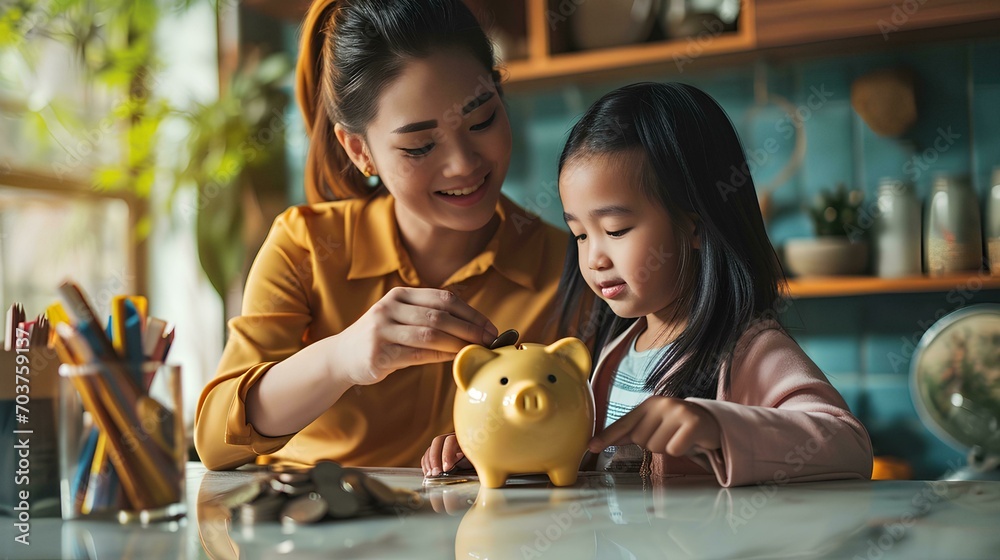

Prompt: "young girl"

[422,82,872,486]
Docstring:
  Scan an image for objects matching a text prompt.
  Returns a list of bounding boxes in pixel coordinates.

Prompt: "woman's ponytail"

[296,0,372,202]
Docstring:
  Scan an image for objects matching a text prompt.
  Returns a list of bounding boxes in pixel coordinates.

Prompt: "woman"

[194,0,568,470]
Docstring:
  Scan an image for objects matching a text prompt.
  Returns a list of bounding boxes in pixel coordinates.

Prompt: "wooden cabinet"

[501,0,1000,86]
[242,1,1000,87]
[501,0,756,86]
[755,0,1000,48]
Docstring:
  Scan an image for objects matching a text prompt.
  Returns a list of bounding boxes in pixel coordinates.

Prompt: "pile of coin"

[235,461,425,525]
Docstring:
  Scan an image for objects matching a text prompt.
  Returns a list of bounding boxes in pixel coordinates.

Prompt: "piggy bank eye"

[500,377,509,385]
[547,374,557,383]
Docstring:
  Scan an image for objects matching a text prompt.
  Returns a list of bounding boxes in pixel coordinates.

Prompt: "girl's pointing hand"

[589,397,721,457]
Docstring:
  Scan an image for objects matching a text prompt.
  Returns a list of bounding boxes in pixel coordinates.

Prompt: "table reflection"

[60,517,187,559]
[442,474,874,559]
[193,469,884,559]
[7,464,995,558]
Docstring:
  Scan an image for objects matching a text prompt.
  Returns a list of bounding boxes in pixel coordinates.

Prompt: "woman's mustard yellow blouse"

[194,194,568,470]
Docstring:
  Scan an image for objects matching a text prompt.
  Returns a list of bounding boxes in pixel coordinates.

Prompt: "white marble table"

[4,462,999,559]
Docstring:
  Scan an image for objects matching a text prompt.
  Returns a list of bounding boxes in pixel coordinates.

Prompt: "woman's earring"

[362,165,380,187]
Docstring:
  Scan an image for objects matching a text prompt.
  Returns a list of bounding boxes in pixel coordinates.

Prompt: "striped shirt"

[596,337,668,473]
[604,339,665,428]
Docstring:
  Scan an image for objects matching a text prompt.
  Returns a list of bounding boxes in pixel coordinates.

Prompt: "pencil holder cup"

[58,362,186,523]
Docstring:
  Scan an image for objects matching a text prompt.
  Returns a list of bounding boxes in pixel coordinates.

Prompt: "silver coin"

[270,477,316,496]
[360,474,401,509]
[321,482,360,519]
[489,328,519,349]
[307,461,361,519]
[277,472,311,485]
[310,461,344,486]
[340,469,372,503]
[392,488,425,512]
[239,493,286,525]
[214,478,268,509]
[281,492,328,524]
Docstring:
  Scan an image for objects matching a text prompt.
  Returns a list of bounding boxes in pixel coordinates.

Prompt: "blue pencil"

[72,427,99,511]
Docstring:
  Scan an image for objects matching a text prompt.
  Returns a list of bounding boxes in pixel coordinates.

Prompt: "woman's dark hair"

[296,0,500,203]
[557,82,785,399]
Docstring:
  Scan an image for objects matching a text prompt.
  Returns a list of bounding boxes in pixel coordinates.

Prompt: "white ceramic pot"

[784,237,870,277]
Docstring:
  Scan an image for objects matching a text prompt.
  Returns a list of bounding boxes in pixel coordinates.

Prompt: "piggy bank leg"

[547,466,579,487]
[478,469,509,489]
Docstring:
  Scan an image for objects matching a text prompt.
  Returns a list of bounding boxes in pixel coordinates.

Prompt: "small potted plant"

[784,184,870,276]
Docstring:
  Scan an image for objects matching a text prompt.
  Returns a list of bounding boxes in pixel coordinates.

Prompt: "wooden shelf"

[502,0,756,87]
[239,0,1000,88]
[504,28,755,85]
[785,273,1000,298]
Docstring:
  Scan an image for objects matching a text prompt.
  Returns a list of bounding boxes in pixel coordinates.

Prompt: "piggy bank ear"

[544,337,591,381]
[453,345,499,391]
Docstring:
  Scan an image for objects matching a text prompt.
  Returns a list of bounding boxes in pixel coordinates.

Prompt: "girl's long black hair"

[557,82,785,399]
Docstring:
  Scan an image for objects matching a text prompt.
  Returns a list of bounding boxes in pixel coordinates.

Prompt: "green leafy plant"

[2,0,292,327]
[170,51,292,316]
[2,0,170,238]
[809,183,865,237]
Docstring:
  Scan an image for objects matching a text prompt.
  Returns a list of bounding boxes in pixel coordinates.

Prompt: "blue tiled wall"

[499,39,1000,479]
[502,40,1000,239]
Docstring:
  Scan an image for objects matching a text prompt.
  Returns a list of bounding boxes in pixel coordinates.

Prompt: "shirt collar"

[347,194,547,290]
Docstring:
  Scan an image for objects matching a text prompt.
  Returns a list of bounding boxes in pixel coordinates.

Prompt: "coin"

[393,488,425,511]
[489,328,519,349]
[311,462,360,519]
[277,472,311,485]
[281,492,329,524]
[421,476,473,487]
[321,484,360,519]
[238,492,285,525]
[360,473,400,509]
[212,478,269,509]
[270,477,316,496]
[340,468,372,502]
[310,461,343,486]
[242,460,420,523]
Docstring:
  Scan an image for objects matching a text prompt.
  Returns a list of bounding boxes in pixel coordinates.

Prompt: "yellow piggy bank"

[453,337,595,488]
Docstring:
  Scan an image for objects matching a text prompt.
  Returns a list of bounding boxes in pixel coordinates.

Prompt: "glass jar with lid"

[875,178,922,278]
[924,173,983,276]
[987,166,1000,275]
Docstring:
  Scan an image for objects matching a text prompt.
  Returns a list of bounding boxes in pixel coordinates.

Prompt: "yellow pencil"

[82,433,109,514]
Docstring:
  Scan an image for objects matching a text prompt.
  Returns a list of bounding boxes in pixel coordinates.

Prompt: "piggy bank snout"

[504,382,552,422]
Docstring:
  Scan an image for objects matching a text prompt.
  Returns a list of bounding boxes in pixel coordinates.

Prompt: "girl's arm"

[591,323,872,486]
[684,325,873,487]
